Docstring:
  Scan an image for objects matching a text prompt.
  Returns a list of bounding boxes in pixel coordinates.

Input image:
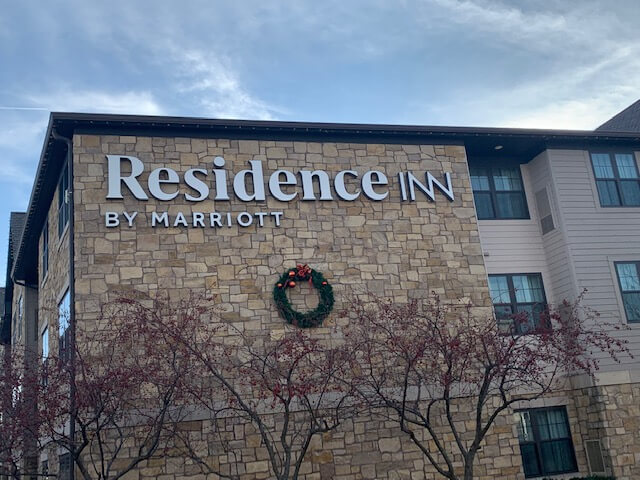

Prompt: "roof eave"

[12,114,57,283]
[48,111,640,140]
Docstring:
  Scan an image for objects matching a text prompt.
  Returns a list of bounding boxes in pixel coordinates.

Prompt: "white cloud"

[0,89,166,188]
[25,90,165,116]
[420,0,616,54]
[484,43,640,129]
[502,99,622,130]
[0,115,47,185]
[426,0,568,42]
[168,47,281,120]
[405,0,640,129]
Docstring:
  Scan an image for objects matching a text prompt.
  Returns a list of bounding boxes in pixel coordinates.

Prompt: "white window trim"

[586,150,640,213]
[608,255,640,326]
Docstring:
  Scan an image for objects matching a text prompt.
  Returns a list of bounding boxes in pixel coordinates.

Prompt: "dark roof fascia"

[50,111,640,143]
[5,213,26,288]
[11,114,59,283]
[2,213,25,344]
[0,286,6,345]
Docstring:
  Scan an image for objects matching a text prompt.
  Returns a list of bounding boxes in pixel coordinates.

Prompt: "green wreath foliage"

[273,266,334,328]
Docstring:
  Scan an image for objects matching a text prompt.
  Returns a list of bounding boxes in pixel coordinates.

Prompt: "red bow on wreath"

[296,264,312,283]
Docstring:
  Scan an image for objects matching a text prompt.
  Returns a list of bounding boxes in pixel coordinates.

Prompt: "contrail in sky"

[0,106,48,111]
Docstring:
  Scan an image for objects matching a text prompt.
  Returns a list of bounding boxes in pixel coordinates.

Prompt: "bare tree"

[119,293,356,480]
[341,293,632,480]
[0,348,41,479]
[1,296,194,480]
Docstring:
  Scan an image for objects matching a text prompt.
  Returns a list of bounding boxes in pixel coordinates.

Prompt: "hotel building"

[2,100,640,479]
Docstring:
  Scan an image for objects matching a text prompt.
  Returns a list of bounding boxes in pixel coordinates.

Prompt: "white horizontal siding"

[528,152,576,306]
[476,148,640,373]
[478,162,554,302]
[547,149,640,372]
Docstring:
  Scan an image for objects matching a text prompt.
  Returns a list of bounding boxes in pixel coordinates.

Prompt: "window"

[42,326,50,387]
[58,453,71,480]
[16,295,23,341]
[42,326,49,361]
[41,460,49,480]
[470,166,529,219]
[58,163,69,237]
[516,407,577,478]
[488,274,547,334]
[615,262,640,322]
[42,219,49,278]
[58,290,71,362]
[18,294,23,321]
[591,152,640,207]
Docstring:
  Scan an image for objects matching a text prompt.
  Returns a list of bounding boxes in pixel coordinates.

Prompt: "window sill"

[526,471,580,480]
[596,204,640,211]
[592,197,640,213]
[478,218,534,226]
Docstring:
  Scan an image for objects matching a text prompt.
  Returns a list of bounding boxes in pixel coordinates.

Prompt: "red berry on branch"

[289,281,296,287]
[322,281,328,285]
[277,283,283,288]
[289,271,296,277]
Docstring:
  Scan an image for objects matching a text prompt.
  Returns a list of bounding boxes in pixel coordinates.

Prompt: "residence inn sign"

[104,154,455,228]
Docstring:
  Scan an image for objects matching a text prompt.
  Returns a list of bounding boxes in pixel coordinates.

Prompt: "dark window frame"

[590,151,640,207]
[42,325,49,362]
[516,406,578,478]
[41,459,49,480]
[16,295,23,341]
[58,453,71,480]
[58,163,70,238]
[614,261,640,323]
[469,164,530,220]
[58,289,71,363]
[488,273,548,335]
[42,218,49,279]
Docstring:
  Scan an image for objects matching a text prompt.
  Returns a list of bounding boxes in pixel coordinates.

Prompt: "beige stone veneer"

[72,135,490,325]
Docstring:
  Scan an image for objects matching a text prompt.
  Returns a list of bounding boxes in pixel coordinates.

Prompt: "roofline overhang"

[48,111,640,141]
[11,115,57,283]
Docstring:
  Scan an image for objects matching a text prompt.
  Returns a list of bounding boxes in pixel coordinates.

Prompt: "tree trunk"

[463,455,475,480]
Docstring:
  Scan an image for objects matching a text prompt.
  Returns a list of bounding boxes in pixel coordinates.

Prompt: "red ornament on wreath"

[272,264,334,328]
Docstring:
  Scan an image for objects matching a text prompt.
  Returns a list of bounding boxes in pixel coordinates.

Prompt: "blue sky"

[1,0,640,281]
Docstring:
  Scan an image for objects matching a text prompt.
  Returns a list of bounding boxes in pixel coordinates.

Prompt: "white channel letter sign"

[104,155,454,228]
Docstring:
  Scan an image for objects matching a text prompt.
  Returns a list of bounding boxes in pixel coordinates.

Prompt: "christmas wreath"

[273,264,334,328]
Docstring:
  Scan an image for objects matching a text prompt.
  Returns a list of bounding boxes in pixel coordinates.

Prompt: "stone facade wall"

[8,282,41,476]
[9,284,24,348]
[571,383,640,480]
[37,165,72,479]
[38,171,71,355]
[125,409,525,480]
[72,134,491,328]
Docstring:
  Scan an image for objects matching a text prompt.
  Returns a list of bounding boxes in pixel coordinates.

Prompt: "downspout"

[51,129,76,480]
